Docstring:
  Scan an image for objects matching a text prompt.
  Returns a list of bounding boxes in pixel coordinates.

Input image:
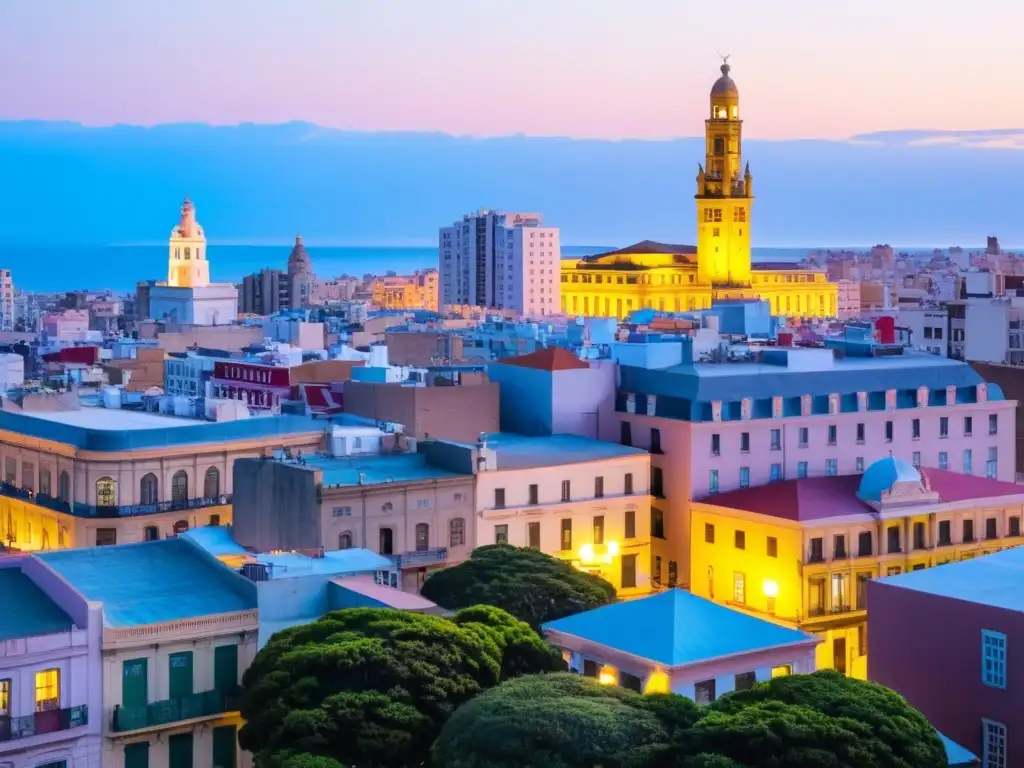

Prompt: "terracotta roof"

[700,469,1024,522]
[586,240,697,259]
[500,347,589,372]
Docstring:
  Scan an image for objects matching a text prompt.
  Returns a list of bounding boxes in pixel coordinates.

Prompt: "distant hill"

[1,121,1022,247]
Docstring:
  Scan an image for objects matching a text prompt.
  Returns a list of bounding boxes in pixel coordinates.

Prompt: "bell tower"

[168,197,211,288]
[695,57,753,286]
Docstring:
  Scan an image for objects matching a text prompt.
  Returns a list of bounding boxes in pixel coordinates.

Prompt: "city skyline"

[3,0,1024,140]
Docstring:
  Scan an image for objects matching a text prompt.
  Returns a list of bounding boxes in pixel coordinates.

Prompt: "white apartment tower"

[439,210,560,316]
[0,269,13,331]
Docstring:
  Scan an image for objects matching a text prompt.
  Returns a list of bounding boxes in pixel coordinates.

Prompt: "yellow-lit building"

[370,269,439,312]
[688,458,1024,679]
[560,61,837,319]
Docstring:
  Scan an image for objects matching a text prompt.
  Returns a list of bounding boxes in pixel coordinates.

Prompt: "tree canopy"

[420,544,616,628]
[238,605,561,768]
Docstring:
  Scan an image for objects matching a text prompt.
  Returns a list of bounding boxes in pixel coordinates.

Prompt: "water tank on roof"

[101,386,123,409]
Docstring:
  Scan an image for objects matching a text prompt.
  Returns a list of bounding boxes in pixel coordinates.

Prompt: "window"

[731,530,745,551]
[808,576,826,616]
[594,476,605,499]
[964,449,973,474]
[831,573,850,612]
[35,668,59,712]
[887,525,901,553]
[22,461,34,491]
[797,461,808,478]
[885,421,893,442]
[96,477,117,507]
[912,418,921,439]
[710,433,720,456]
[982,630,1007,689]
[593,515,605,545]
[378,527,394,554]
[940,417,949,438]
[964,519,975,543]
[561,518,572,550]
[4,457,14,483]
[620,671,643,693]
[986,517,998,540]
[204,467,220,499]
[704,523,715,544]
[39,468,51,497]
[620,421,632,446]
[144,525,159,541]
[809,537,823,562]
[983,719,1007,768]
[858,624,868,657]
[171,470,188,503]
[799,427,809,447]
[694,679,716,705]
[938,520,952,546]
[987,447,998,479]
[834,534,847,559]
[625,510,636,539]
[856,422,865,443]
[561,480,571,502]
[770,429,781,450]
[96,528,116,546]
[528,521,540,549]
[990,414,999,435]
[740,432,750,452]
[856,572,871,610]
[912,452,921,468]
[668,560,678,587]
[828,425,837,445]
[494,488,506,509]
[939,451,948,470]
[0,678,9,716]
[415,523,430,551]
[1010,516,1021,537]
[965,415,973,436]
[621,554,637,588]
[707,469,718,494]
[140,473,158,505]
[826,459,837,476]
[739,466,750,488]
[913,521,926,549]
[650,428,662,454]
[855,456,864,472]
[449,518,465,547]
[771,665,792,678]
[624,473,634,495]
[767,536,778,558]
[494,524,509,545]
[338,531,353,549]
[651,508,665,539]
[858,531,872,556]
[732,572,746,604]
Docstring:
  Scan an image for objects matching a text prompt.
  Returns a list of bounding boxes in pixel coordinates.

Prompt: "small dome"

[857,457,921,503]
[287,234,313,274]
[711,62,738,97]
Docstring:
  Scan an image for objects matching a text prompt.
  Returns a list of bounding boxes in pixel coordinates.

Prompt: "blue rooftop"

[0,409,325,451]
[0,566,75,640]
[181,526,249,558]
[879,545,1024,613]
[939,733,977,767]
[857,457,921,502]
[543,589,818,667]
[257,549,391,578]
[302,451,467,487]
[38,539,256,627]
[480,433,649,470]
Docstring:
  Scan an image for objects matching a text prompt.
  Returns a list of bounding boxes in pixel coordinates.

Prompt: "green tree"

[432,673,699,768]
[421,544,616,628]
[452,604,566,679]
[258,753,347,768]
[238,608,504,768]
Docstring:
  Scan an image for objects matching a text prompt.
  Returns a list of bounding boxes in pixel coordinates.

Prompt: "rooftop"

[257,548,391,578]
[0,565,75,640]
[588,240,698,258]
[38,538,256,627]
[480,432,648,471]
[879,544,1024,613]
[300,451,468,487]
[498,347,589,372]
[543,589,818,667]
[939,733,978,767]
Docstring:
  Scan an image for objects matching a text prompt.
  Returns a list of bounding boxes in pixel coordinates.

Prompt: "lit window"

[35,668,60,712]
[982,630,1007,689]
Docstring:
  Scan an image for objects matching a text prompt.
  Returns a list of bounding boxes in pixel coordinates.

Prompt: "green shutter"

[212,724,238,768]
[168,732,194,768]
[122,658,148,708]
[168,651,194,699]
[124,741,150,768]
[213,644,238,691]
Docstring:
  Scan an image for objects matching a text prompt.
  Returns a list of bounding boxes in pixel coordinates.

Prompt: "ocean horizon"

[0,243,954,293]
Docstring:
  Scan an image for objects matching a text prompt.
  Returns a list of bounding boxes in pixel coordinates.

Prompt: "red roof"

[299,383,343,413]
[42,346,99,365]
[702,469,1024,523]
[501,347,589,372]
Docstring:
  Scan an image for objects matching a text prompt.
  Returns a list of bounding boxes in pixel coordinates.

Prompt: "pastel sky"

[3,0,1022,140]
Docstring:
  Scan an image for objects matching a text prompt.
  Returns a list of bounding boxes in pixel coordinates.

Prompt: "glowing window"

[731,106,738,118]
[35,668,60,712]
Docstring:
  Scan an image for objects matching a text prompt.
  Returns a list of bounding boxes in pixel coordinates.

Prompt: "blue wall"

[487,363,554,436]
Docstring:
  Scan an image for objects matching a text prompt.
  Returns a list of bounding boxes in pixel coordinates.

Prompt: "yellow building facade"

[560,61,837,320]
[370,269,439,312]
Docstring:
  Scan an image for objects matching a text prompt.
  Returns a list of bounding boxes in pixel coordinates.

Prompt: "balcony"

[111,688,239,733]
[0,705,88,742]
[389,547,448,569]
[807,603,853,619]
[0,483,231,518]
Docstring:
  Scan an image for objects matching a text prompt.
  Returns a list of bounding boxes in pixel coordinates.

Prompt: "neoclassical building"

[561,61,837,320]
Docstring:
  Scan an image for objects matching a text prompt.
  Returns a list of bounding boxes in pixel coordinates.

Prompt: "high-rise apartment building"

[439,210,560,316]
[240,268,291,315]
[0,269,14,330]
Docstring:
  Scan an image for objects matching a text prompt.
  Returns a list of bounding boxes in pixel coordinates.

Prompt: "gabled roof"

[0,566,75,640]
[542,589,817,667]
[588,240,697,258]
[500,347,589,372]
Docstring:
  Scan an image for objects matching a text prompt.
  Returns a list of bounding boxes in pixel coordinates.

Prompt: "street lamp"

[763,579,779,614]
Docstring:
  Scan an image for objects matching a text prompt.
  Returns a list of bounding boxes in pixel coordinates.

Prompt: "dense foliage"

[258,753,347,768]
[420,544,616,628]
[238,606,560,768]
[433,671,948,768]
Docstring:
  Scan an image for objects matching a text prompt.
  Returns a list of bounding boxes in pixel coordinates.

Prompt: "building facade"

[209,361,291,412]
[369,270,439,312]
[286,236,315,310]
[238,270,290,316]
[0,269,14,332]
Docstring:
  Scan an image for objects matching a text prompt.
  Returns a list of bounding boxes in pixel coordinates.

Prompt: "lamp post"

[763,578,779,614]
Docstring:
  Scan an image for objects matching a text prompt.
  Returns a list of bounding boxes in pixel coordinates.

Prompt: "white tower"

[168,197,210,288]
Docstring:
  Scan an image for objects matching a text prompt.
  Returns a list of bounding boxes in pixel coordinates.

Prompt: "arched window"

[58,472,70,503]
[96,477,117,507]
[144,526,159,541]
[204,467,220,499]
[172,520,189,535]
[415,523,430,552]
[171,471,188,504]
[39,469,52,497]
[379,527,393,556]
[140,473,158,505]
[338,531,353,550]
[449,518,465,547]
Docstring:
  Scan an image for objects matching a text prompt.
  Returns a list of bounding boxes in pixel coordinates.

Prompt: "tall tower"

[287,234,315,309]
[695,58,753,286]
[167,197,211,288]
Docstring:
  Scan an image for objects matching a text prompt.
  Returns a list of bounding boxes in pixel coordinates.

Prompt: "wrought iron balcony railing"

[0,705,88,742]
[111,688,240,733]
[0,482,231,518]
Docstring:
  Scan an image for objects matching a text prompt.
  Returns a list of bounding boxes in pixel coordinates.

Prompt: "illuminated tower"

[167,197,210,288]
[695,58,753,286]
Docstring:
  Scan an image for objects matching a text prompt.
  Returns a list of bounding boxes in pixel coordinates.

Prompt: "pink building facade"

[41,311,90,342]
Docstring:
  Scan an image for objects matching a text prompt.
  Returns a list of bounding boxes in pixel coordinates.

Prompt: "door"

[168,652,194,699]
[122,659,148,708]
[212,725,238,768]
[124,742,150,768]
[833,637,847,674]
[168,732,194,768]
[214,644,238,692]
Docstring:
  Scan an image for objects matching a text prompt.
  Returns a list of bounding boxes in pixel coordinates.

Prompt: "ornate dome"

[711,62,738,97]
[287,234,313,275]
[857,457,921,503]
